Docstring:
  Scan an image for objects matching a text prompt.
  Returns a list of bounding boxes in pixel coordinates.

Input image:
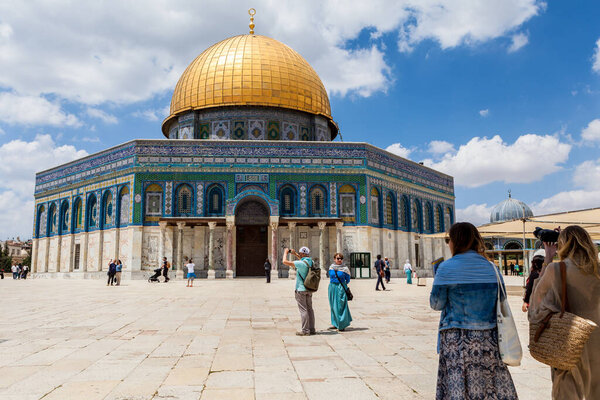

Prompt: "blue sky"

[0,0,599,239]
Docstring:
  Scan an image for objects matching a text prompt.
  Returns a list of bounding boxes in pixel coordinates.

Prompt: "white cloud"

[86,107,117,124]
[424,134,571,187]
[581,119,600,142]
[457,203,493,226]
[573,158,600,190]
[385,143,412,159]
[0,134,87,238]
[593,38,600,74]
[532,190,600,216]
[479,109,490,117]
[0,92,81,127]
[133,105,170,122]
[508,32,529,52]
[0,0,543,108]
[428,140,455,154]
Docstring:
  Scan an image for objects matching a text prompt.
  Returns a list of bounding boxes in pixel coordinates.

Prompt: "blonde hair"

[558,225,600,278]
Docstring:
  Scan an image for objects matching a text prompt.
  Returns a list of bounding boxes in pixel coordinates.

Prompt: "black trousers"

[376,274,386,290]
[265,269,271,283]
[163,268,169,281]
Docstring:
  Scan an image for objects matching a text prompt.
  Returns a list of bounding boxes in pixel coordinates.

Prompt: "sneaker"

[375,288,381,291]
[295,331,310,336]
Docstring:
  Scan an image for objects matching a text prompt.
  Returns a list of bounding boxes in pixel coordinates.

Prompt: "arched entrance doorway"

[235,199,269,276]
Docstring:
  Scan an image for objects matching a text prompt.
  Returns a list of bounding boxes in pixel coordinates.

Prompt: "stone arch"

[59,200,70,235]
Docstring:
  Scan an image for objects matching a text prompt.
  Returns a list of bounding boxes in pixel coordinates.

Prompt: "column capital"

[335,221,344,229]
[176,221,186,230]
[270,221,279,230]
[226,220,235,230]
[317,221,327,230]
[158,221,168,229]
[288,221,297,229]
[208,221,217,230]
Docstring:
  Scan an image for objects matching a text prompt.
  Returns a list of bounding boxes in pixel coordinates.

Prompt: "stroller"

[148,267,163,283]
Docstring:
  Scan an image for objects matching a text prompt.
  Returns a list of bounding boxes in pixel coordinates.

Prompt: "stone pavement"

[0,276,551,399]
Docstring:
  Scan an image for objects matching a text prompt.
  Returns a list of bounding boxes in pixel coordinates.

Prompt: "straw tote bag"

[492,265,523,366]
[529,262,598,370]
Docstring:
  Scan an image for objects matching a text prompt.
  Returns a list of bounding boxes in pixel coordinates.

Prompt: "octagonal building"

[31,33,455,279]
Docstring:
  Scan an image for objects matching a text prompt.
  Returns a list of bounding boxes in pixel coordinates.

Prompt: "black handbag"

[335,270,353,301]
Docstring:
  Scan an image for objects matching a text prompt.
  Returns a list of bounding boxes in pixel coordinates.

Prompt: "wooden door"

[236,225,268,276]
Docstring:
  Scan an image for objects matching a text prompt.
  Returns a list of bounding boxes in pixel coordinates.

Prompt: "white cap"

[530,249,545,262]
[299,246,310,255]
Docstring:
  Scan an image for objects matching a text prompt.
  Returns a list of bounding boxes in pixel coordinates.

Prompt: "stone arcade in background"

[31,32,454,279]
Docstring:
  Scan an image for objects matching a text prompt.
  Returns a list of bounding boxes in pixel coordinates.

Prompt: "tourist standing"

[522,250,544,312]
[264,258,271,283]
[374,255,386,291]
[21,264,29,279]
[509,262,515,276]
[282,246,315,336]
[328,253,352,331]
[114,260,122,286]
[107,259,116,286]
[162,257,170,282]
[384,257,391,283]
[186,259,196,287]
[403,259,413,284]
[503,262,508,276]
[11,263,17,279]
[17,263,22,279]
[431,222,517,399]
[528,226,600,399]
[514,263,520,276]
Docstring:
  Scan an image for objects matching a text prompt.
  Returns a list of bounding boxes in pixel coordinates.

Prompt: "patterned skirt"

[436,328,518,400]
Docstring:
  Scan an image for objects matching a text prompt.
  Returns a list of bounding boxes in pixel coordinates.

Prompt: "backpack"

[298,259,320,292]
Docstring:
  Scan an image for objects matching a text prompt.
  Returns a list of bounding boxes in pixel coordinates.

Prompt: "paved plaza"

[0,276,551,400]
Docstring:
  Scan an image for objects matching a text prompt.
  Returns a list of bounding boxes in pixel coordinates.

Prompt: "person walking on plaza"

[503,262,508,276]
[264,258,271,283]
[510,262,515,276]
[522,250,544,312]
[114,260,123,286]
[384,257,391,283]
[186,258,196,287]
[528,226,600,399]
[328,253,352,331]
[107,259,116,286]
[431,222,518,399]
[11,263,17,279]
[514,263,520,276]
[403,259,413,284]
[374,255,386,291]
[22,264,29,279]
[282,246,315,336]
[17,263,22,279]
[162,257,170,282]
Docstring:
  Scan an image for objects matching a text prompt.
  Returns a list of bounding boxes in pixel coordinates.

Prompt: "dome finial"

[508,189,511,198]
[248,8,256,34]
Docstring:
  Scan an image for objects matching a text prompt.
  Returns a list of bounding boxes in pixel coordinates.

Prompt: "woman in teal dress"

[328,253,352,331]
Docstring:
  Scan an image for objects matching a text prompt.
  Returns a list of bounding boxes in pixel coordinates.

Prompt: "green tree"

[0,242,12,272]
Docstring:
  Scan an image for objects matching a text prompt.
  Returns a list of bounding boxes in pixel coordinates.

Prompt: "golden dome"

[162,34,337,138]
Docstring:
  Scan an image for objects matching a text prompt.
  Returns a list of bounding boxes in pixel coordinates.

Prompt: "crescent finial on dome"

[248,8,256,34]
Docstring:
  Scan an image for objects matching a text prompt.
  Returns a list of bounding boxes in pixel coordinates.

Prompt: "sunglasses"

[444,237,450,244]
[335,257,343,260]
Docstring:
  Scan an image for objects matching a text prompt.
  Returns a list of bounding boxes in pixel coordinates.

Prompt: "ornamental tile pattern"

[211,121,230,139]
[299,184,307,216]
[196,183,204,215]
[248,120,265,140]
[330,182,337,215]
[165,182,173,215]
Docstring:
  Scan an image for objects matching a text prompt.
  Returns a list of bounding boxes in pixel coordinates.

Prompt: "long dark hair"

[448,222,485,256]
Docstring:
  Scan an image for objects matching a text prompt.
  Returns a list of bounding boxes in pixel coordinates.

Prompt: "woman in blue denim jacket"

[430,222,517,400]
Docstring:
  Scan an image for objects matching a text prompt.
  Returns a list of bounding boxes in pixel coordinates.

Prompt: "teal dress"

[328,265,352,330]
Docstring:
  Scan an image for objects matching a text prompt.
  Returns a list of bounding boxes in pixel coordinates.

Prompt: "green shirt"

[293,257,313,291]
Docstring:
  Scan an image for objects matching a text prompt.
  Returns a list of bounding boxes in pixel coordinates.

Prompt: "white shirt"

[186,263,195,273]
[11,265,16,273]
[403,263,412,273]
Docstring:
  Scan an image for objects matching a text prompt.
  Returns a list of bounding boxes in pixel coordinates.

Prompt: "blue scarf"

[433,250,500,286]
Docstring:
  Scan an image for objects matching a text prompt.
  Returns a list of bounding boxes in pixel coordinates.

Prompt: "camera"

[533,227,559,243]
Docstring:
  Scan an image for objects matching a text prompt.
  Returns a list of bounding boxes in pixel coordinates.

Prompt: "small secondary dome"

[490,192,533,223]
[163,34,337,138]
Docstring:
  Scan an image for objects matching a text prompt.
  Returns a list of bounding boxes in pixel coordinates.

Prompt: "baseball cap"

[531,249,545,262]
[299,246,310,255]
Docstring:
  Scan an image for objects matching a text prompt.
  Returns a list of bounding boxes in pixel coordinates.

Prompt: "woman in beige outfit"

[528,226,600,399]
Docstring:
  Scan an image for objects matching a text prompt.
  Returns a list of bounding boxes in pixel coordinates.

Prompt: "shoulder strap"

[559,261,568,317]
[335,270,349,291]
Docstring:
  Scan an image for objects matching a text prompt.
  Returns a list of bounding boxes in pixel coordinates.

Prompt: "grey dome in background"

[490,194,533,223]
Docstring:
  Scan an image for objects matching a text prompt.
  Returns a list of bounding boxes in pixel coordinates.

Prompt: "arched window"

[36,205,47,238]
[445,206,453,229]
[425,202,433,233]
[72,198,83,231]
[370,187,380,224]
[400,196,409,228]
[435,205,443,232]
[145,184,163,217]
[279,186,296,216]
[101,190,114,228]
[412,199,422,233]
[176,184,193,216]
[206,185,224,216]
[385,192,395,226]
[309,185,326,216]
[339,184,356,222]
[59,201,69,234]
[86,194,98,230]
[118,186,130,227]
[48,203,57,235]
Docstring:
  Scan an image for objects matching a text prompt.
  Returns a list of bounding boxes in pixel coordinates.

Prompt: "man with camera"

[282,246,316,336]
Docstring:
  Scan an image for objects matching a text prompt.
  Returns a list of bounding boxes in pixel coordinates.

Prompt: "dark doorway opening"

[235,199,269,276]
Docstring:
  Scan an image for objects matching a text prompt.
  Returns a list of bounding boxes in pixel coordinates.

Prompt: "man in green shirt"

[282,246,315,336]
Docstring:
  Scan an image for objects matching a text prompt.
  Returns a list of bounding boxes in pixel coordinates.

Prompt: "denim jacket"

[430,251,505,333]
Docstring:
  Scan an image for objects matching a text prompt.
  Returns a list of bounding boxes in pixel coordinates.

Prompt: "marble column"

[158,221,167,262]
[44,237,50,273]
[55,235,62,273]
[31,239,38,273]
[114,228,120,262]
[287,222,296,279]
[318,221,327,272]
[207,222,216,279]
[68,234,75,272]
[176,222,185,279]
[226,220,234,279]
[98,230,104,272]
[81,232,88,272]
[270,220,279,280]
[335,221,343,254]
